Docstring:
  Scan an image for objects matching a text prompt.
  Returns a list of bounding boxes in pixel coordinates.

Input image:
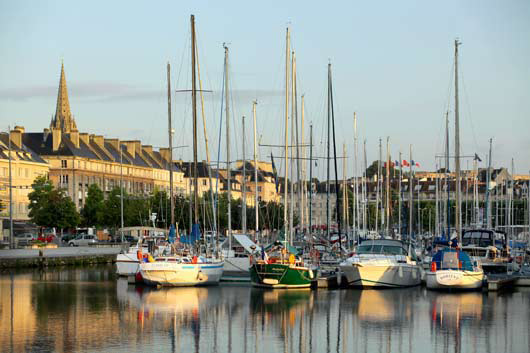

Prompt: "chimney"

[143,145,153,155]
[69,129,79,148]
[105,138,120,151]
[79,133,89,146]
[52,128,61,151]
[9,128,22,148]
[133,140,141,155]
[91,135,104,147]
[159,147,170,163]
[14,126,25,134]
[122,140,136,158]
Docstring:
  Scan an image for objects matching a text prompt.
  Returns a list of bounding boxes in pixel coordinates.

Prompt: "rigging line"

[215,52,225,232]
[460,66,480,152]
[195,28,217,234]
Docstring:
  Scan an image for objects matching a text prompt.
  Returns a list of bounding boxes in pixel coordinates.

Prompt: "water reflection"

[0,266,529,353]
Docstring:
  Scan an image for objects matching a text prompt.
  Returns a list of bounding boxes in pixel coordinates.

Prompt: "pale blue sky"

[1,0,529,178]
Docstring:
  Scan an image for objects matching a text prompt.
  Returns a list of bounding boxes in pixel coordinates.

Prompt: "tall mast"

[353,113,359,243]
[376,138,382,233]
[326,62,331,242]
[283,27,290,243]
[408,145,413,240]
[242,116,247,234]
[191,15,199,225]
[300,95,305,234]
[362,140,367,233]
[293,53,302,238]
[309,124,313,240]
[485,138,492,228]
[289,50,296,242]
[445,111,450,237]
[167,62,175,228]
[253,101,259,241]
[386,137,391,237]
[224,44,232,245]
[342,143,348,236]
[454,39,462,244]
[329,63,341,251]
[8,127,13,249]
[398,151,402,236]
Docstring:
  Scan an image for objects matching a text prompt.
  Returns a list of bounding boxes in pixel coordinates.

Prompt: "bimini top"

[431,248,474,271]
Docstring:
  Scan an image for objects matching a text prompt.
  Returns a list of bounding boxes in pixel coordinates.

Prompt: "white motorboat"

[339,239,422,288]
[425,248,484,290]
[139,255,224,287]
[116,235,169,276]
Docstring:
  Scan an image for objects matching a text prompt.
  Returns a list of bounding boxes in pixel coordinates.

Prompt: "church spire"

[51,61,77,133]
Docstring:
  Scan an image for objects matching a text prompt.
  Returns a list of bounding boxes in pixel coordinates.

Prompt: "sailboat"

[249,27,315,289]
[426,40,484,290]
[139,15,224,287]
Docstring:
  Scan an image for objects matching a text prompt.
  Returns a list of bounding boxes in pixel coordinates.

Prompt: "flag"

[402,160,410,167]
[395,160,400,166]
[416,162,420,167]
[474,153,482,162]
[271,152,279,193]
[411,160,420,167]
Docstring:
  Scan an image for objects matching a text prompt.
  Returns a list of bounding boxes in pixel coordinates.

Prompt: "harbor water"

[1,265,529,353]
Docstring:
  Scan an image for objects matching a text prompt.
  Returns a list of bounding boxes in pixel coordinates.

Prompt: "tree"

[28,175,80,230]
[104,187,125,228]
[81,184,105,227]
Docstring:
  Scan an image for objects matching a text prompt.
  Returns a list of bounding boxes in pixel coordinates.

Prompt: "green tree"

[81,184,105,227]
[104,187,125,228]
[28,175,80,230]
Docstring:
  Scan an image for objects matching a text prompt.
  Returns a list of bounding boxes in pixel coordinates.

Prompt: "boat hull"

[140,261,224,287]
[116,253,140,276]
[250,263,314,289]
[223,257,251,276]
[340,264,421,288]
[425,269,484,290]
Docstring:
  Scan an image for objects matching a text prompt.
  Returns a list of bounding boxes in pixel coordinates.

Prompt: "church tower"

[50,62,78,133]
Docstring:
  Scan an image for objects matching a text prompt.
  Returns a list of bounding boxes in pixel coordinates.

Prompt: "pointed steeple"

[50,61,77,133]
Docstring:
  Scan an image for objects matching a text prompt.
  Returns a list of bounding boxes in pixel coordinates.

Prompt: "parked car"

[61,233,77,243]
[15,233,37,246]
[68,234,98,247]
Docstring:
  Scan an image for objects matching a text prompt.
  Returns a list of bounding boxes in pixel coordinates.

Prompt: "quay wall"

[0,246,124,269]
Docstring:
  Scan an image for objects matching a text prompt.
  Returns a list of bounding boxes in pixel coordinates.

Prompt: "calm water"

[1,266,529,353]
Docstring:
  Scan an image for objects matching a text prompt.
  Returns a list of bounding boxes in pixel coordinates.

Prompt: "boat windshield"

[462,231,493,247]
[357,244,406,255]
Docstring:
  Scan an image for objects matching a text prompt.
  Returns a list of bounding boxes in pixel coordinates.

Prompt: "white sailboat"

[426,39,484,290]
[140,15,224,286]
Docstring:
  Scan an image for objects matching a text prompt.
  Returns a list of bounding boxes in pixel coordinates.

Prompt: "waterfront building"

[0,130,49,222]
[19,63,186,210]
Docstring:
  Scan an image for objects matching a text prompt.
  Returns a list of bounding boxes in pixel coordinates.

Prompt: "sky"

[1,0,529,180]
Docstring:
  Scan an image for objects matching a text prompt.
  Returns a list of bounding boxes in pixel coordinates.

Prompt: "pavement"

[0,246,123,259]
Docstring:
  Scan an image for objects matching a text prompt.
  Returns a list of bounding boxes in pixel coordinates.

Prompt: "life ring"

[515,256,523,264]
[289,254,295,264]
[137,250,143,261]
[192,256,198,264]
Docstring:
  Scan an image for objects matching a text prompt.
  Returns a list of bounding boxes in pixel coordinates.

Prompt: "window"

[203,179,207,186]
[61,175,69,184]
[61,160,67,168]
[258,186,262,192]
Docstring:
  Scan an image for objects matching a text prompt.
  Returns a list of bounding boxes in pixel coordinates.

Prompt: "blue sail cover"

[431,248,474,271]
[180,224,201,244]
[168,224,176,244]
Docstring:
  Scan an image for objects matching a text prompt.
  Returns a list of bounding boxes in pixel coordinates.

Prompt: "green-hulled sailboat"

[250,27,315,289]
[250,242,314,288]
